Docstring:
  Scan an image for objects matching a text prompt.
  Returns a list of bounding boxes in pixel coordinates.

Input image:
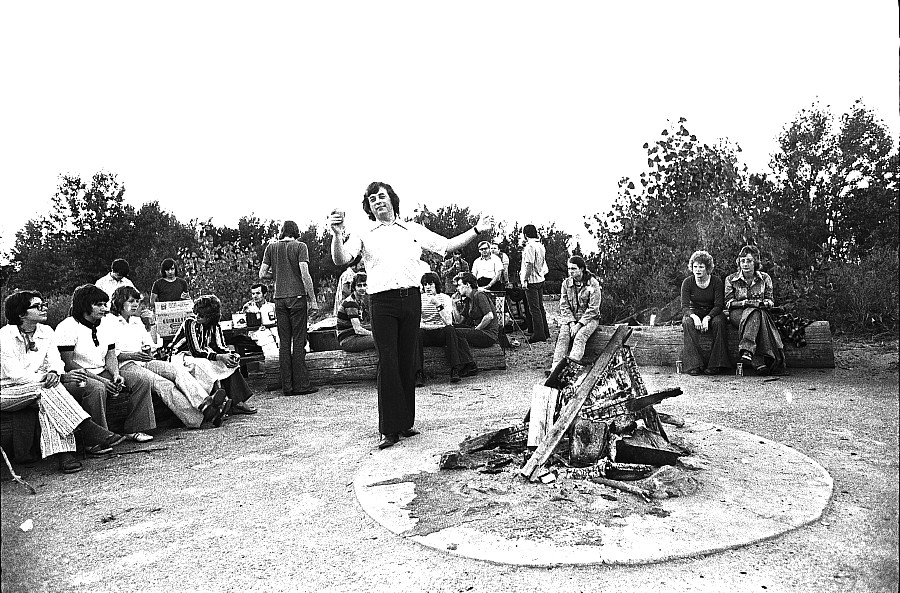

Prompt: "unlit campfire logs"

[440,325,698,500]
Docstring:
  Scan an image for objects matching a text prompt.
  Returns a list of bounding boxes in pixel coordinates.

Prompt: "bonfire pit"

[440,325,700,501]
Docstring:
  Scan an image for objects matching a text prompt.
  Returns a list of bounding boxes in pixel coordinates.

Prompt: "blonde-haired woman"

[725,245,784,375]
[681,250,731,375]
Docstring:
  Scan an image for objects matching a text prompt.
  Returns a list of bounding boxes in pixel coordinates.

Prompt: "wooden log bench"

[581,321,834,368]
[264,344,507,390]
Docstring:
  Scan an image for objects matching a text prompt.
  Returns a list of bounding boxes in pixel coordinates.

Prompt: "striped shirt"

[170,317,229,360]
[420,293,453,328]
[336,297,370,342]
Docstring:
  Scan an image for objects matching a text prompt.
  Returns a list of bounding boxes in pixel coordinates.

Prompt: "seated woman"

[681,250,731,375]
[170,295,256,416]
[336,272,375,352]
[725,245,785,375]
[108,286,226,428]
[1,291,126,474]
[56,284,157,443]
[418,272,477,384]
[451,272,499,348]
[551,256,602,372]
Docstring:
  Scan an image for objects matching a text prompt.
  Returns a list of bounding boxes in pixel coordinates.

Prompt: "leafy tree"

[585,118,765,321]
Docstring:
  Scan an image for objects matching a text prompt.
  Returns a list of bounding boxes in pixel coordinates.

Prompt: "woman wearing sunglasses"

[1,291,127,473]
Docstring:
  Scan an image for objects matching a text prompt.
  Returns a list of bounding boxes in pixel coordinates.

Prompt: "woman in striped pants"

[1,291,125,473]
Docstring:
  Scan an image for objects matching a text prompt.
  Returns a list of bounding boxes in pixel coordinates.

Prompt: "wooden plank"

[582,321,834,368]
[264,344,506,390]
[526,386,559,447]
[520,324,632,481]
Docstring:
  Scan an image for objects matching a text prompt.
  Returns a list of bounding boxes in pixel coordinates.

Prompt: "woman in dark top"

[150,258,191,307]
[681,250,731,375]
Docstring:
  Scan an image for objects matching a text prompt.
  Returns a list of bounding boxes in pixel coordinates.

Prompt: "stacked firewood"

[440,325,697,500]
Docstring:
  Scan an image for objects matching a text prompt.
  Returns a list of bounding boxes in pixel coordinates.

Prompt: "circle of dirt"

[354,419,833,566]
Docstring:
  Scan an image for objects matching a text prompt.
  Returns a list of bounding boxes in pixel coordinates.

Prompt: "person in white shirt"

[95,258,135,299]
[490,243,512,289]
[330,181,492,450]
[242,283,279,349]
[109,286,223,428]
[55,284,156,442]
[520,224,550,343]
[471,241,504,291]
[1,290,126,472]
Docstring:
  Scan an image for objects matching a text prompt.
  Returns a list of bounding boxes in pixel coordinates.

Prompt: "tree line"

[2,101,897,335]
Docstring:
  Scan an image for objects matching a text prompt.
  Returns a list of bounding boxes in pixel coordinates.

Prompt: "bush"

[825,248,899,334]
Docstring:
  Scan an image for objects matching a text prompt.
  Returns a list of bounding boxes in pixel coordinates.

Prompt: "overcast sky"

[1,1,897,258]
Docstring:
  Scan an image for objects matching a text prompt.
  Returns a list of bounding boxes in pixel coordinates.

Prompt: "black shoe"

[378,434,399,449]
[703,367,719,375]
[688,368,702,376]
[399,428,420,438]
[293,387,319,395]
[755,364,770,376]
[213,398,232,427]
[449,368,461,383]
[415,371,426,388]
[459,363,479,377]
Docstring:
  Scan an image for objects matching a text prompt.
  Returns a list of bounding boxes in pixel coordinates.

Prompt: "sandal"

[86,444,113,457]
[57,453,84,474]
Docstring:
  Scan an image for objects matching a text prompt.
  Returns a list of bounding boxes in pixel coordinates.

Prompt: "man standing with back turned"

[260,221,319,396]
[520,224,549,343]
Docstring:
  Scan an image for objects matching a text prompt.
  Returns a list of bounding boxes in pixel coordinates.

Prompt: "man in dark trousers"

[259,221,319,396]
[519,224,549,343]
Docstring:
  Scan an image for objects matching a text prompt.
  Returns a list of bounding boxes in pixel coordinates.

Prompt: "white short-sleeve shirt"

[55,317,117,373]
[343,220,449,294]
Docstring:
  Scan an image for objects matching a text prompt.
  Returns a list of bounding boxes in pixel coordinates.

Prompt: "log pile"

[440,325,695,500]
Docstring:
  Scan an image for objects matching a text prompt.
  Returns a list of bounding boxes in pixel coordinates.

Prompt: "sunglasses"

[27,302,48,311]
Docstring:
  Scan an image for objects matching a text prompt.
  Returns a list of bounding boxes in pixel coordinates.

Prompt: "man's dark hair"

[111,258,130,276]
[351,272,368,294]
[71,284,110,320]
[456,272,479,289]
[420,272,443,293]
[4,290,41,326]
[250,283,268,294]
[523,225,538,239]
[159,258,178,277]
[110,286,143,315]
[279,220,300,239]
[361,182,400,221]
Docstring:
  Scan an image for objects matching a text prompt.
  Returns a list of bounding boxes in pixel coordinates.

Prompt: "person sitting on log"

[681,250,731,375]
[335,272,375,352]
[451,272,499,348]
[170,295,257,417]
[1,290,127,473]
[242,283,279,350]
[417,272,478,384]
[550,256,602,374]
[725,245,785,375]
[108,286,226,428]
[56,284,157,444]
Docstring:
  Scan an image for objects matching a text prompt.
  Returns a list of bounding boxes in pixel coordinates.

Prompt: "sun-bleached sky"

[1,1,897,258]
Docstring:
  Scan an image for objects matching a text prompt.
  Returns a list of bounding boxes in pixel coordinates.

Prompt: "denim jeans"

[275,296,311,394]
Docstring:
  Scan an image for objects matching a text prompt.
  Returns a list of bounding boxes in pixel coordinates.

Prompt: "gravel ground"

[1,311,897,593]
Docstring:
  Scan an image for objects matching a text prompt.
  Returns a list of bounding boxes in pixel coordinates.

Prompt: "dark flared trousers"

[275,295,312,395]
[524,282,550,341]
[418,326,475,372]
[370,288,421,436]
[682,314,732,373]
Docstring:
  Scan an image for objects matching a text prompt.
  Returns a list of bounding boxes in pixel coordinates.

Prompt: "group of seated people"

[1,283,257,475]
[680,245,785,376]
[334,270,498,383]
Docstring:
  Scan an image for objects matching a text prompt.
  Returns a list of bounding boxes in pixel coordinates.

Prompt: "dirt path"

[1,327,897,593]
